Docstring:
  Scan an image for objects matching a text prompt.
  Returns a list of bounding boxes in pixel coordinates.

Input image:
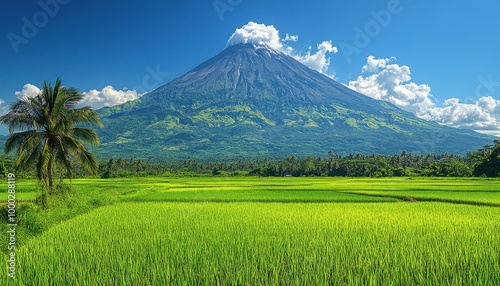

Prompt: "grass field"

[2,177,500,285]
[128,189,398,203]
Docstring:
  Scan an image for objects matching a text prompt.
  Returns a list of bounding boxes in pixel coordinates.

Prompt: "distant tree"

[0,78,103,194]
[212,168,221,176]
[474,140,500,177]
[301,156,315,176]
[116,157,126,169]
[101,158,116,178]
[327,150,334,174]
[0,163,6,178]
[446,159,472,177]
[135,160,146,174]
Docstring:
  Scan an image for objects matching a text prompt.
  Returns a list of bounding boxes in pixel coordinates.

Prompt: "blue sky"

[1,0,500,135]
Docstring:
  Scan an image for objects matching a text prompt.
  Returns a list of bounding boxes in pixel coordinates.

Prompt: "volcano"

[95,43,492,159]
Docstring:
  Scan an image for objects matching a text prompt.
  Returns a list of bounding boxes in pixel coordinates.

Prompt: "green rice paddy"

[3,177,500,285]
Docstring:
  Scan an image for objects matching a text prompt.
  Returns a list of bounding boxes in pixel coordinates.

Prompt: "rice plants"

[347,190,500,206]
[5,202,500,285]
[128,189,398,203]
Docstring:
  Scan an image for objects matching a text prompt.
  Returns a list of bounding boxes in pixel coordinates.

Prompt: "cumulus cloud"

[284,33,299,42]
[294,41,339,75]
[349,56,500,136]
[227,21,338,75]
[15,84,41,99]
[0,99,8,116]
[226,24,500,136]
[348,56,434,115]
[12,84,142,110]
[362,56,394,73]
[2,83,41,115]
[227,21,284,51]
[80,86,142,110]
[421,97,500,135]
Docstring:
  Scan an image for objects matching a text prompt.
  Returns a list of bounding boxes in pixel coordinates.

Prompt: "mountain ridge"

[94,44,493,159]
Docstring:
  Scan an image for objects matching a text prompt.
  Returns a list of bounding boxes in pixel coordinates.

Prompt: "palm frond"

[63,88,86,109]
[5,130,38,153]
[61,135,99,175]
[15,135,46,180]
[0,98,43,132]
[2,77,102,189]
[41,80,54,113]
[53,136,73,178]
[76,148,99,175]
[68,107,104,127]
[72,128,100,146]
[53,109,75,134]
[1,114,36,133]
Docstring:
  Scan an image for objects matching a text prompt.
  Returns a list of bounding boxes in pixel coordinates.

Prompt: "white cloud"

[227,21,338,75]
[15,84,41,99]
[362,56,394,73]
[0,99,8,116]
[12,84,142,110]
[80,86,142,110]
[294,41,339,75]
[1,83,41,115]
[284,33,298,42]
[348,57,434,115]
[349,56,500,136]
[227,21,284,51]
[226,23,500,134]
[421,97,500,134]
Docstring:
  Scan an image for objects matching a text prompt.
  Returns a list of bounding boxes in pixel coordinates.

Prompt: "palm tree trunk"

[48,157,54,194]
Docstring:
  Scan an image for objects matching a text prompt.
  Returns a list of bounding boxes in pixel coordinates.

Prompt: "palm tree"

[0,77,103,192]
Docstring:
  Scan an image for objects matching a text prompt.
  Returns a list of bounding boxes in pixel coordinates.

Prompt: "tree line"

[4,140,496,179]
[96,140,500,178]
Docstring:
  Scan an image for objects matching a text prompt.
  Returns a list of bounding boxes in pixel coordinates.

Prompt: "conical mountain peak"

[143,43,385,110]
[96,44,492,159]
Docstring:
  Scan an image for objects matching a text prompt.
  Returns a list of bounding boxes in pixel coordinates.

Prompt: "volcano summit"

[95,43,492,159]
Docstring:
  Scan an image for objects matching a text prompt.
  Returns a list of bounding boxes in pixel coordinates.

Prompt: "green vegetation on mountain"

[93,44,492,159]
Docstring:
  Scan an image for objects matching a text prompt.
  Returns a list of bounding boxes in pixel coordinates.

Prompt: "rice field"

[3,177,500,285]
[347,190,500,206]
[0,192,37,203]
[128,189,398,203]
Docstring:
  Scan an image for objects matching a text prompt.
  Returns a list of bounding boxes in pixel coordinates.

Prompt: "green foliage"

[0,174,500,284]
[0,181,119,255]
[473,140,500,177]
[94,98,493,160]
[0,78,103,191]
[128,189,396,203]
[86,150,478,179]
[6,202,500,285]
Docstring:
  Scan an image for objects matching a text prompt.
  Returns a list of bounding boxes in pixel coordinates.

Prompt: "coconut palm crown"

[0,77,103,190]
